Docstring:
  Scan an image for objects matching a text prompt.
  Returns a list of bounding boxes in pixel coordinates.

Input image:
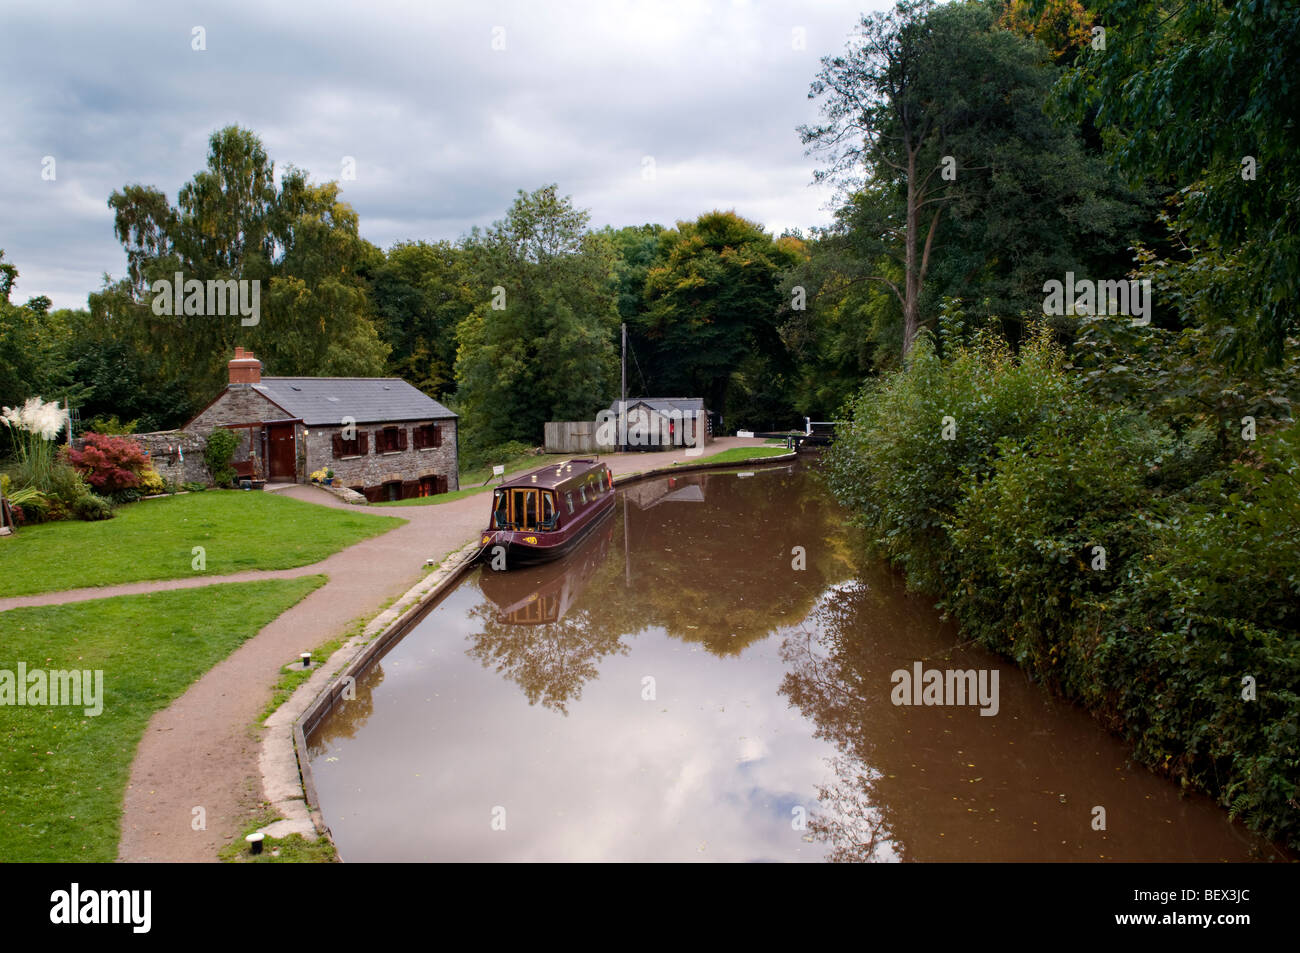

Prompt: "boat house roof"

[607,397,707,416]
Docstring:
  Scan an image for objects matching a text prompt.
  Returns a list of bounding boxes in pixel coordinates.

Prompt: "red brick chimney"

[228,347,262,385]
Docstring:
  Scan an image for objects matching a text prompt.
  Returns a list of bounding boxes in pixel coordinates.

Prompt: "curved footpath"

[85,437,770,861]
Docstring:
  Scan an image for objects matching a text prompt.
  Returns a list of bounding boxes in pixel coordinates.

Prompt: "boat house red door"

[267,424,296,481]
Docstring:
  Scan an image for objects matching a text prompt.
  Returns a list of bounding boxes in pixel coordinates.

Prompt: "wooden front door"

[267,424,296,481]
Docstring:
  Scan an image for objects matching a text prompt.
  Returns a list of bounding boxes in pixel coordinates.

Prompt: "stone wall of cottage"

[186,387,287,436]
[134,431,210,485]
[304,418,458,492]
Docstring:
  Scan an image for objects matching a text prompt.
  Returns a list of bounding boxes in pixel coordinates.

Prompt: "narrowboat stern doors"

[480,459,616,567]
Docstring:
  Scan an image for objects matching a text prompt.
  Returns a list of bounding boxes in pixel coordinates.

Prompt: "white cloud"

[1,0,891,308]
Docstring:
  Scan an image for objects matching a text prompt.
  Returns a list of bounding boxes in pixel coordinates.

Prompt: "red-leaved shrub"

[65,433,148,494]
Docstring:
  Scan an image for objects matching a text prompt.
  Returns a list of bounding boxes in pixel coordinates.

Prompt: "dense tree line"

[821,0,1300,853]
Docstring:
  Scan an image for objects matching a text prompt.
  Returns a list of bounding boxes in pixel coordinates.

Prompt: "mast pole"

[620,322,627,453]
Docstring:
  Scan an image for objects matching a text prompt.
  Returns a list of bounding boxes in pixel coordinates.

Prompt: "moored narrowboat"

[479,514,614,622]
[479,458,616,567]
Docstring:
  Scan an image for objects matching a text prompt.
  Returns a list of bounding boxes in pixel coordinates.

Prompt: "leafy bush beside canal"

[827,327,1300,852]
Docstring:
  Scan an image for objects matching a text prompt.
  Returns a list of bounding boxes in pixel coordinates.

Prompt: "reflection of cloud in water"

[306,461,1270,861]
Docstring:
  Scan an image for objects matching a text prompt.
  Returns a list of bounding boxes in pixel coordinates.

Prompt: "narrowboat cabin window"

[493,490,509,528]
[541,493,557,529]
[565,492,574,514]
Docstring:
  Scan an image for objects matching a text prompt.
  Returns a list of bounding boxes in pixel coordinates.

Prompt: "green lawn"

[672,446,793,465]
[0,576,326,862]
[0,491,403,598]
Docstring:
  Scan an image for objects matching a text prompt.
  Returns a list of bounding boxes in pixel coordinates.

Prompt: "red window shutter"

[373,430,383,452]
[332,433,343,457]
[432,424,442,447]
[397,428,408,451]
[359,431,369,454]
[438,474,448,494]
[401,479,419,500]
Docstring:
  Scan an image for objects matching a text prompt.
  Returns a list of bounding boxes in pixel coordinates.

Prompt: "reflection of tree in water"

[808,757,899,863]
[622,467,864,655]
[461,463,876,718]
[779,577,919,861]
[306,663,384,754]
[465,603,628,715]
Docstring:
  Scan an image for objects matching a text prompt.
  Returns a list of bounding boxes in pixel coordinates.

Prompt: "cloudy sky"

[2,0,894,310]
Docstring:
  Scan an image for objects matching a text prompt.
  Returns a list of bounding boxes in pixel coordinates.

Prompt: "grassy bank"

[671,446,791,465]
[0,491,403,597]
[0,576,327,862]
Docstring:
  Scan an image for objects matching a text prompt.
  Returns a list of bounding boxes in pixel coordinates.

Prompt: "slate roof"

[606,397,707,416]
[251,377,456,426]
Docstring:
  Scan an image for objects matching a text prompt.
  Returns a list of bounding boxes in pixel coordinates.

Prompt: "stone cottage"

[181,348,458,501]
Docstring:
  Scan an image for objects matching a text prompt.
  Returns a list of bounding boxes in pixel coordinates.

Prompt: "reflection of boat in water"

[479,515,614,624]
[480,458,615,567]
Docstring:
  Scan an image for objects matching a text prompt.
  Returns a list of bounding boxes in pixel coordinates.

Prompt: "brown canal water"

[307,460,1277,862]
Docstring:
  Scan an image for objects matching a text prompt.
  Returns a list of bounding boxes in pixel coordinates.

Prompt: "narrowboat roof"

[499,458,608,491]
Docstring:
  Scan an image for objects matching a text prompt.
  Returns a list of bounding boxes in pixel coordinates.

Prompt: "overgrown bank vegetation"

[816,0,1300,852]
[828,323,1300,851]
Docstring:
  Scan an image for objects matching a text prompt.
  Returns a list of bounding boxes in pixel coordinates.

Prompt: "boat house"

[606,397,715,450]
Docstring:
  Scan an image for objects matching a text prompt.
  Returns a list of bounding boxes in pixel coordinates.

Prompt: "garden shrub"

[203,428,239,487]
[947,406,1170,690]
[65,433,148,495]
[138,465,166,496]
[826,326,1079,595]
[72,493,114,521]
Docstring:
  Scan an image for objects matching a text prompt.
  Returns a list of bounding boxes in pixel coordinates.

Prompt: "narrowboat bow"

[479,458,616,567]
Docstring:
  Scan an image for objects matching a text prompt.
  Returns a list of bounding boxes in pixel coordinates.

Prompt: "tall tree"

[367,240,474,399]
[800,0,1142,359]
[454,186,619,449]
[0,251,84,411]
[636,211,798,420]
[93,126,388,425]
[1056,0,1300,366]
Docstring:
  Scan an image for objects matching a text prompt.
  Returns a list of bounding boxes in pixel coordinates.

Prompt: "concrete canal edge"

[257,538,484,856]
[267,448,800,859]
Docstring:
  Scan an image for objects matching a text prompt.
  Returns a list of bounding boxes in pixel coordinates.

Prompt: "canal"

[307,460,1274,861]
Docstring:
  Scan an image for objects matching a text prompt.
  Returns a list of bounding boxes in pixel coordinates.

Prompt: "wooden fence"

[543,421,615,454]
